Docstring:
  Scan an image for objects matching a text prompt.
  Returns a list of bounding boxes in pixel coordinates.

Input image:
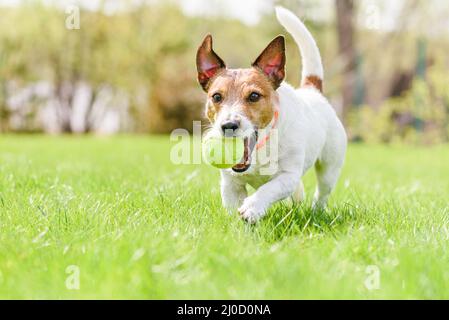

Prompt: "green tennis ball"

[203,136,245,169]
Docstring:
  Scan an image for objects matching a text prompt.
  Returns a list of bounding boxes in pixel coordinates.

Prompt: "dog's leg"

[239,171,300,223]
[312,161,342,209]
[292,180,305,203]
[281,180,304,207]
[220,172,247,212]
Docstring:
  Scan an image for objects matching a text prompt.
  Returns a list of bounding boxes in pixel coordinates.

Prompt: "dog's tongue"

[232,139,250,171]
[232,133,257,173]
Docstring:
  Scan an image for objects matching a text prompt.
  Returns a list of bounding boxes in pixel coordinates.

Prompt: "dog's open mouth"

[232,131,258,173]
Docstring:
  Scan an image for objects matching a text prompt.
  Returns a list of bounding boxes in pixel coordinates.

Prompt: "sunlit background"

[1,0,448,143]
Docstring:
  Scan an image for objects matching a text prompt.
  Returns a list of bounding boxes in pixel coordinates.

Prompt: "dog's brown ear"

[196,34,226,91]
[252,36,286,89]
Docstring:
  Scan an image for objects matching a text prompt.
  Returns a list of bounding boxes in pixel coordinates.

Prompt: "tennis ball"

[203,136,245,169]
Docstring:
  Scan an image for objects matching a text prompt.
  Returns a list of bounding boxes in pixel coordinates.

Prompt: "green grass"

[0,135,448,299]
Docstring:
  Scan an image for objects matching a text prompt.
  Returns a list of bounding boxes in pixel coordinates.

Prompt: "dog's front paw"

[238,196,266,224]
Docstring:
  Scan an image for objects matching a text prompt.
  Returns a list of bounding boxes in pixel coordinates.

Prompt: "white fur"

[275,6,324,81]
[219,7,347,223]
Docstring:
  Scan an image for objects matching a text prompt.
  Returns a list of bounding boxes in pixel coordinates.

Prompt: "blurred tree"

[335,0,357,121]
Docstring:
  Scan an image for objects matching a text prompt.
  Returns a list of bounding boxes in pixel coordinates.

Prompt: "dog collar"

[256,107,279,151]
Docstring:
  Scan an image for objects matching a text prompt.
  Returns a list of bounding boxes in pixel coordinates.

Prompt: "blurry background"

[0,0,448,143]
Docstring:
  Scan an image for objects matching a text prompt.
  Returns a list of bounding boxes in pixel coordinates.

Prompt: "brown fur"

[205,68,275,128]
[302,75,323,92]
[252,36,286,89]
[196,35,226,91]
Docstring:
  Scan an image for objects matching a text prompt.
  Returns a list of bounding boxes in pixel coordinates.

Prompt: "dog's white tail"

[275,6,323,92]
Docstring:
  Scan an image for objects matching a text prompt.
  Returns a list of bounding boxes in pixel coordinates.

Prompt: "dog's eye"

[248,92,261,103]
[212,93,222,103]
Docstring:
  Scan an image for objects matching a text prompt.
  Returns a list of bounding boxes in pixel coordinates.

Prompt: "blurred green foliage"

[0,1,448,144]
[349,58,449,144]
[0,2,294,133]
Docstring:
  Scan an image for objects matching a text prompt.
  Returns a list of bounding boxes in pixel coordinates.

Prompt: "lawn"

[0,135,448,299]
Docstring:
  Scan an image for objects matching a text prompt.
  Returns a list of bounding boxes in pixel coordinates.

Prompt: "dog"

[196,6,347,223]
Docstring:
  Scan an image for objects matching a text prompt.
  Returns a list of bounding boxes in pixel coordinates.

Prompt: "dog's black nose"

[221,121,239,135]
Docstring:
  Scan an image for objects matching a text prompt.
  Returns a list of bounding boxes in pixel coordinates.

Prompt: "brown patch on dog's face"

[205,68,276,128]
[198,36,286,129]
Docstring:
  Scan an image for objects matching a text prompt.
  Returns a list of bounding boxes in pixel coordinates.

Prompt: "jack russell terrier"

[196,6,347,223]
